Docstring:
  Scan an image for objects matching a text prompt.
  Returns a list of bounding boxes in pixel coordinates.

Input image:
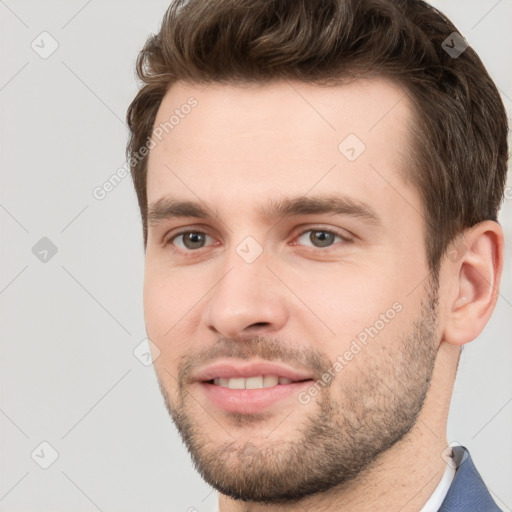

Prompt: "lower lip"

[199,381,313,414]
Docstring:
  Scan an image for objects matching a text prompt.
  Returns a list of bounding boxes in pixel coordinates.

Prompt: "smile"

[209,375,299,389]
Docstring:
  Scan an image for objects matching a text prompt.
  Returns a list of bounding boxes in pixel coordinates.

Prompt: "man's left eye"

[295,229,347,249]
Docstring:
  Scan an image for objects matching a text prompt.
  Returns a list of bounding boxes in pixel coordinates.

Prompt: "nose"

[202,250,290,340]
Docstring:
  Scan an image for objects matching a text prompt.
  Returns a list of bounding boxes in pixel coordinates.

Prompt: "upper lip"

[192,360,315,382]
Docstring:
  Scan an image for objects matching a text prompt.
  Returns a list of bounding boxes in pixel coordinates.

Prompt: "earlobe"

[443,221,504,347]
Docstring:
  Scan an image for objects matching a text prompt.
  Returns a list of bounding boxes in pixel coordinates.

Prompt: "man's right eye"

[167,231,215,251]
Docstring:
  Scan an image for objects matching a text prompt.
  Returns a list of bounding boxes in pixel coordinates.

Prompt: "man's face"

[143,78,440,502]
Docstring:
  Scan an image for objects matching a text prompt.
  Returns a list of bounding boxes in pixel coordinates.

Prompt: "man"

[126,0,508,510]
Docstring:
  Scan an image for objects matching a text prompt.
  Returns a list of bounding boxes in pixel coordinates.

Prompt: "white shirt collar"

[418,452,456,512]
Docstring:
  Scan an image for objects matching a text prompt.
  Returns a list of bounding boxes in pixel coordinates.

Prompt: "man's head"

[127,0,508,506]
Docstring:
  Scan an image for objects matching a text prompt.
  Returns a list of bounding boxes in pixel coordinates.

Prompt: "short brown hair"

[126,0,509,271]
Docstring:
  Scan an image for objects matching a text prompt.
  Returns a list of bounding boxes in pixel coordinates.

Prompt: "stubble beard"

[156,281,440,504]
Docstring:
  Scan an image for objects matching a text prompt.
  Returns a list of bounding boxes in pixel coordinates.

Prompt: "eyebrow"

[147,194,381,227]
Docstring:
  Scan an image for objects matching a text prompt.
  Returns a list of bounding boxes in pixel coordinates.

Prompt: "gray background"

[1,1,511,511]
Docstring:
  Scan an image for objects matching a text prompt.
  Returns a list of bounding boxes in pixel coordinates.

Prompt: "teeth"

[264,375,278,387]
[228,377,245,389]
[245,376,263,389]
[212,375,295,389]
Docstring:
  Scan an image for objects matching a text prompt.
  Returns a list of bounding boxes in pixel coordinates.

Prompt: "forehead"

[146,77,419,223]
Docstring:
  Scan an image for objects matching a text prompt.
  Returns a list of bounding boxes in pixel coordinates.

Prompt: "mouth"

[192,359,315,384]
[204,375,312,389]
[193,360,316,414]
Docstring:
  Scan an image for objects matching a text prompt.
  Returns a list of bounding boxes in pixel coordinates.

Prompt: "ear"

[442,220,504,346]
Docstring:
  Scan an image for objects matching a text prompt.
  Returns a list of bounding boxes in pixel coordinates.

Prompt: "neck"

[218,342,459,512]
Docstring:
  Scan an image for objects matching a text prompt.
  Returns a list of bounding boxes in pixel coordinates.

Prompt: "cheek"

[143,259,214,371]
[323,304,413,398]
[143,266,189,354]
[143,268,167,341]
[284,259,404,336]
[143,280,185,399]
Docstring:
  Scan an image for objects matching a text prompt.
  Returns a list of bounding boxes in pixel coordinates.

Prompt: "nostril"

[249,322,270,328]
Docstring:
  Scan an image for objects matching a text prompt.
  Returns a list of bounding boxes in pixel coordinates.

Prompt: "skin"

[143,78,504,511]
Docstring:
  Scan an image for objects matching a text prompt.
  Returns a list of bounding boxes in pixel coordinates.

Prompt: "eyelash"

[164,226,352,256]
